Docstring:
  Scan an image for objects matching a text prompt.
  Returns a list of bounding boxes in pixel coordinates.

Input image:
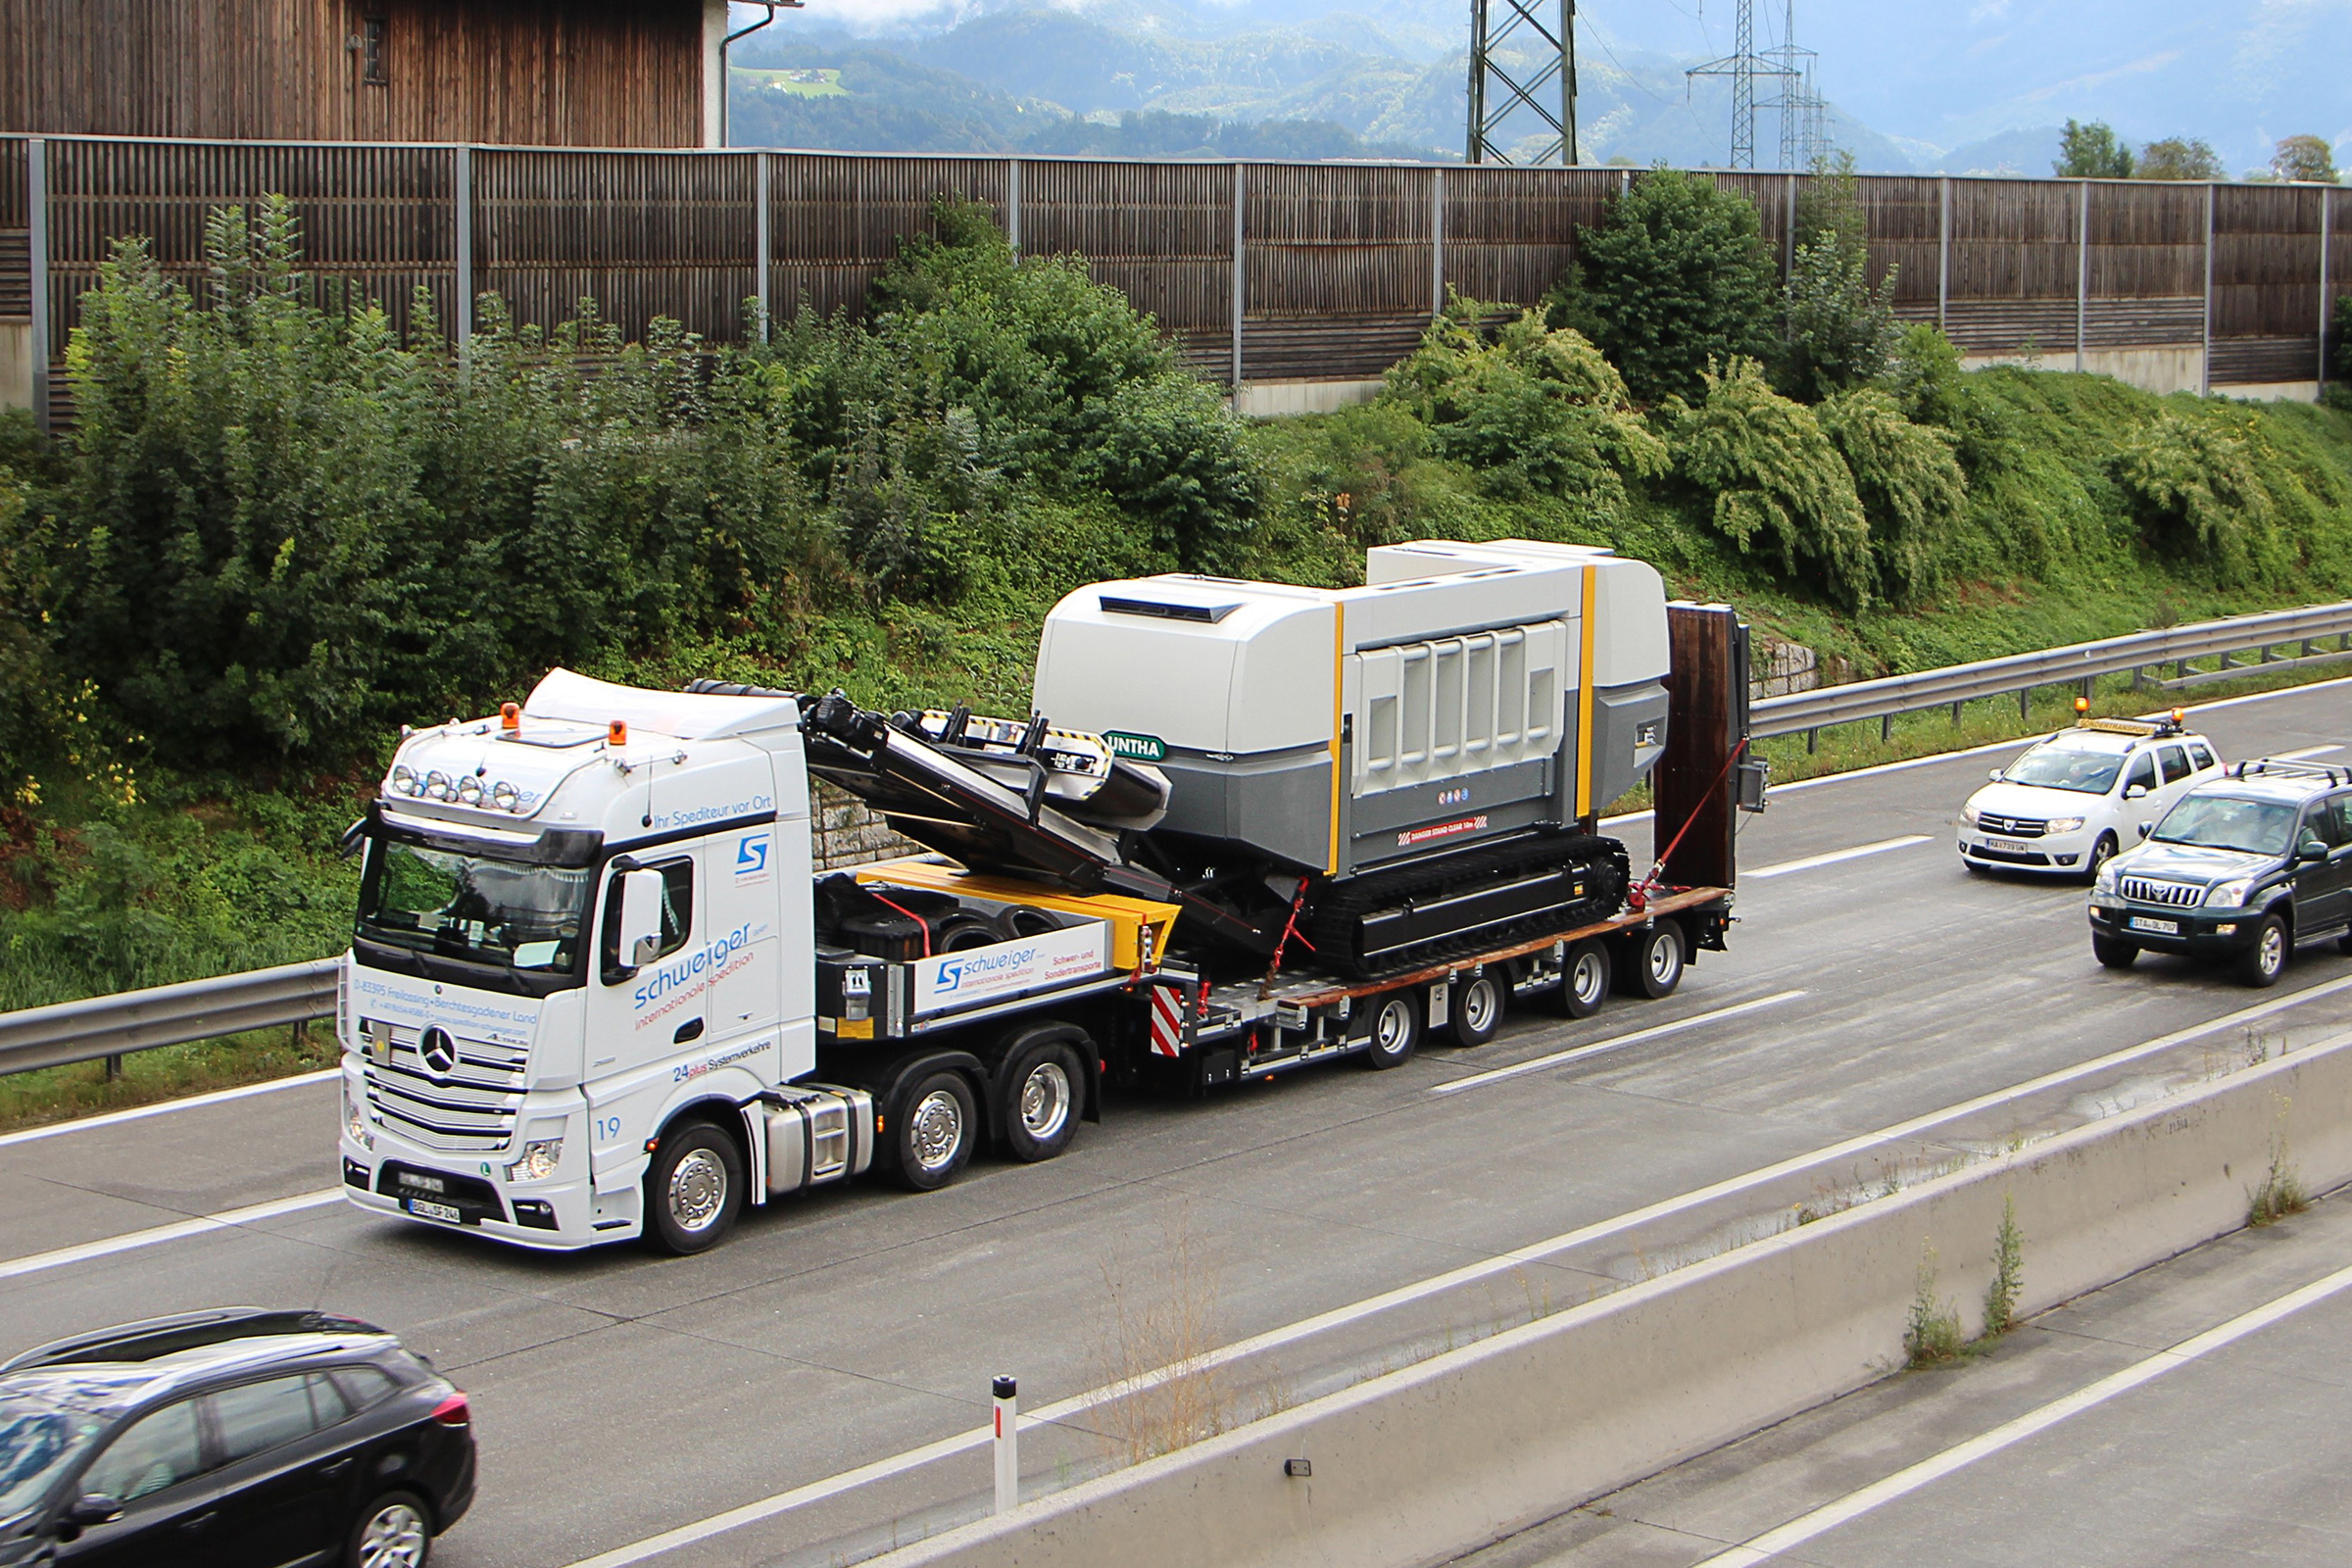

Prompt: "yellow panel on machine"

[853,857,1182,970]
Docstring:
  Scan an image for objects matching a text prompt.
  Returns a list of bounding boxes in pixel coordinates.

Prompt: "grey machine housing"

[1032,539,1672,879]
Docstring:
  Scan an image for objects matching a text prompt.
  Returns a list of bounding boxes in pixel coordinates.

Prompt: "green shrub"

[2110,410,2296,585]
[1666,359,1874,609]
[0,464,59,797]
[1816,386,1968,606]
[1548,171,1781,406]
[1386,304,1667,519]
[1783,157,1900,399]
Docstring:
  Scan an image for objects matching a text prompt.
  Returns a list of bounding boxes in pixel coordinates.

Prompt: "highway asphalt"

[1454,1169,2352,1568]
[3,678,2350,1567]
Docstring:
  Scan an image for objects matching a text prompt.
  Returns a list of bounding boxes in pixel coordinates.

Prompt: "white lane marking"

[1431,992,1807,1097]
[2276,745,2345,760]
[1746,835,1934,880]
[0,1189,344,1282]
[2174,670,2352,715]
[0,1069,338,1151]
[557,975,2352,1568]
[1690,1257,2352,1566]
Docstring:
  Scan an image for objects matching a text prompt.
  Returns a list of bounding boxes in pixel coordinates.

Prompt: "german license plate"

[407,1198,464,1224]
[2128,915,2180,936]
[1985,837,2030,854]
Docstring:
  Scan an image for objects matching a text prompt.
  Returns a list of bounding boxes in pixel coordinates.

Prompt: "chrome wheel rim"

[909,1088,965,1173]
[1648,934,1680,984]
[358,1501,428,1568]
[1375,999,1412,1054]
[1019,1061,1072,1141]
[2089,837,2114,873]
[1571,952,1605,1005]
[1461,979,1496,1034]
[2260,925,2285,975]
[667,1148,727,1233]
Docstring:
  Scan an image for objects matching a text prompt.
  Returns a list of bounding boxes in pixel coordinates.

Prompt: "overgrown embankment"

[2,177,2351,1051]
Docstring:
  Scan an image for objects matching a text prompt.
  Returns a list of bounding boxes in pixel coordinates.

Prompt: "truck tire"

[997,1038,1085,1163]
[886,1069,979,1191]
[642,1120,745,1255]
[1363,991,1420,1069]
[2234,915,2290,989]
[1620,922,1685,1000]
[2090,935,2139,969]
[1449,973,1504,1048]
[1556,939,1612,1018]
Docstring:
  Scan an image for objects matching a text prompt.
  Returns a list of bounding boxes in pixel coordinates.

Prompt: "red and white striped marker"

[1148,985,1186,1057]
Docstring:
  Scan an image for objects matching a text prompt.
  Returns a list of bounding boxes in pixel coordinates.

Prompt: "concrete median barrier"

[875,1027,2352,1568]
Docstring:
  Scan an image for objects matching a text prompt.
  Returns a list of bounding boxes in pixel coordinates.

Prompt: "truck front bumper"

[340,1137,619,1251]
[2087,901,2255,957]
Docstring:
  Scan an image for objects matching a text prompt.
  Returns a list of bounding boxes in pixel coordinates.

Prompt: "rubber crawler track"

[1302,833,1632,979]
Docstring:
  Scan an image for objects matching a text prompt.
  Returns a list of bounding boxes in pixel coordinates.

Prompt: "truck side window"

[2125,753,2158,793]
[2188,742,2216,771]
[2158,745,2190,785]
[600,858,693,981]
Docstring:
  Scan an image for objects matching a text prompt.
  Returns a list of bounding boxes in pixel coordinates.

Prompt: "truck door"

[582,854,699,1173]
[707,823,783,1069]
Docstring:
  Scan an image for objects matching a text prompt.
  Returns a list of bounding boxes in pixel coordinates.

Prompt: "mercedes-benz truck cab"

[338,671,829,1251]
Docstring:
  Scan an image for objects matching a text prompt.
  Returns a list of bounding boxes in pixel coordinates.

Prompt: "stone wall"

[811,782,922,872]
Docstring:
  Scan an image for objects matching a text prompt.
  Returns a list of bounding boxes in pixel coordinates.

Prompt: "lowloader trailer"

[336,543,1759,1252]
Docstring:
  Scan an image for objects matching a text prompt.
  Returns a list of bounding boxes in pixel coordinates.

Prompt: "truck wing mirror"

[338,818,368,859]
[615,869,666,966]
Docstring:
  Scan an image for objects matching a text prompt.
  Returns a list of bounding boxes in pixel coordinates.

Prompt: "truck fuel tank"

[763,1086,875,1196]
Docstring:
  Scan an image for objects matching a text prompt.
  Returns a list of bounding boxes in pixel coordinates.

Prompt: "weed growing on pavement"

[1904,1243,1966,1368]
[1088,1202,1231,1466]
[1982,1196,2026,1337]
[2249,1100,2310,1228]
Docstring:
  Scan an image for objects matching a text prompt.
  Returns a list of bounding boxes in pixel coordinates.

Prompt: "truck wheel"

[1449,973,1504,1048]
[642,1121,744,1255]
[1363,992,1420,1069]
[998,1039,1085,1163]
[1620,923,1685,1000]
[887,1070,978,1191]
[2091,935,2139,969]
[1556,939,1612,1018]
[2234,915,2289,989]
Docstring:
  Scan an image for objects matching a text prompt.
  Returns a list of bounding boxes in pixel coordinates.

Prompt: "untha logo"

[419,1026,460,1078]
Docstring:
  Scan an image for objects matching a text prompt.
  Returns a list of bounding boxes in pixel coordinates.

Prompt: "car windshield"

[357,841,591,974]
[2150,795,2298,857]
[0,1392,108,1516]
[2001,735,2132,795]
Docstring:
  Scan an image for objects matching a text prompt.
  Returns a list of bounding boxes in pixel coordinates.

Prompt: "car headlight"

[2045,817,2085,835]
[2092,862,2120,896]
[2207,878,2257,907]
[508,1139,563,1182]
[1958,807,1979,828]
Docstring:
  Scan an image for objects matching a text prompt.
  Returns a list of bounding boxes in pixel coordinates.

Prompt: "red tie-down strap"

[1633,734,1750,911]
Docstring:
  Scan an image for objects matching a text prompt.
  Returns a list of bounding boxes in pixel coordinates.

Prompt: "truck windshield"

[2002,736,2129,795]
[2149,795,2296,857]
[357,841,591,974]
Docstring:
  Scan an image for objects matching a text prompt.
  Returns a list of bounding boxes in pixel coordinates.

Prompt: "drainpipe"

[719,1,799,148]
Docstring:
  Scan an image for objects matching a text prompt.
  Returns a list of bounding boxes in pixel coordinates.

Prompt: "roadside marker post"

[992,1376,1018,1514]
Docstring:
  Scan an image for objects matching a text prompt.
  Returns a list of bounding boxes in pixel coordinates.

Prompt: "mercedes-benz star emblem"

[419,1026,460,1078]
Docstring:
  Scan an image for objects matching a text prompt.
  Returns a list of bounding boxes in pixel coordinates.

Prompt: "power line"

[1684,0,1794,170]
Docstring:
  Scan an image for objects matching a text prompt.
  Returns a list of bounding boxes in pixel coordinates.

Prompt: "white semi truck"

[337,542,1758,1252]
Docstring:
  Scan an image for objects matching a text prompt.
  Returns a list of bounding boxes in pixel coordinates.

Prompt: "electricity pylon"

[1466,0,1578,166]
[1685,0,1792,170]
[1759,0,1819,171]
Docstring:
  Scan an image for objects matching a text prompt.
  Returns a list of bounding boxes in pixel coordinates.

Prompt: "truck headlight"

[344,1087,373,1150]
[2045,817,2085,835]
[508,1139,563,1182]
[2207,879,2256,908]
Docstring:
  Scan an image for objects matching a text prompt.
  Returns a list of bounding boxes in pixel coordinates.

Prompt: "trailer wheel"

[1555,939,1612,1019]
[1363,992,1420,1069]
[1449,973,1504,1048]
[1620,923,1685,1000]
[642,1120,745,1255]
[998,1038,1085,1163]
[886,1070,979,1191]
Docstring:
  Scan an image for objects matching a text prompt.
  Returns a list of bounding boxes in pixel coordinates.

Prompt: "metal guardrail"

[0,959,337,1078]
[6,601,2352,1078]
[1752,601,2352,744]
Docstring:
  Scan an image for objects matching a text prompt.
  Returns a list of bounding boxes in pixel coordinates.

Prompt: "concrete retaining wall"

[876,1028,2352,1568]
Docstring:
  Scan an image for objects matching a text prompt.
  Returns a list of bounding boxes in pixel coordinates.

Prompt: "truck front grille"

[361,1025,528,1152]
[2119,877,2203,908]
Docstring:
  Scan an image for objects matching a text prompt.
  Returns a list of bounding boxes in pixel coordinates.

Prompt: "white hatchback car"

[1959,714,2225,879]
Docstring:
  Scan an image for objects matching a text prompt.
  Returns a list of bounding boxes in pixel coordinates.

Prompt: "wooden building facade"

[0,0,725,147]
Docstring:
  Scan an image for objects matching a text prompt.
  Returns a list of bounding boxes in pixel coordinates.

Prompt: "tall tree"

[2272,135,2341,184]
[2135,138,2223,181]
[2054,120,2134,178]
